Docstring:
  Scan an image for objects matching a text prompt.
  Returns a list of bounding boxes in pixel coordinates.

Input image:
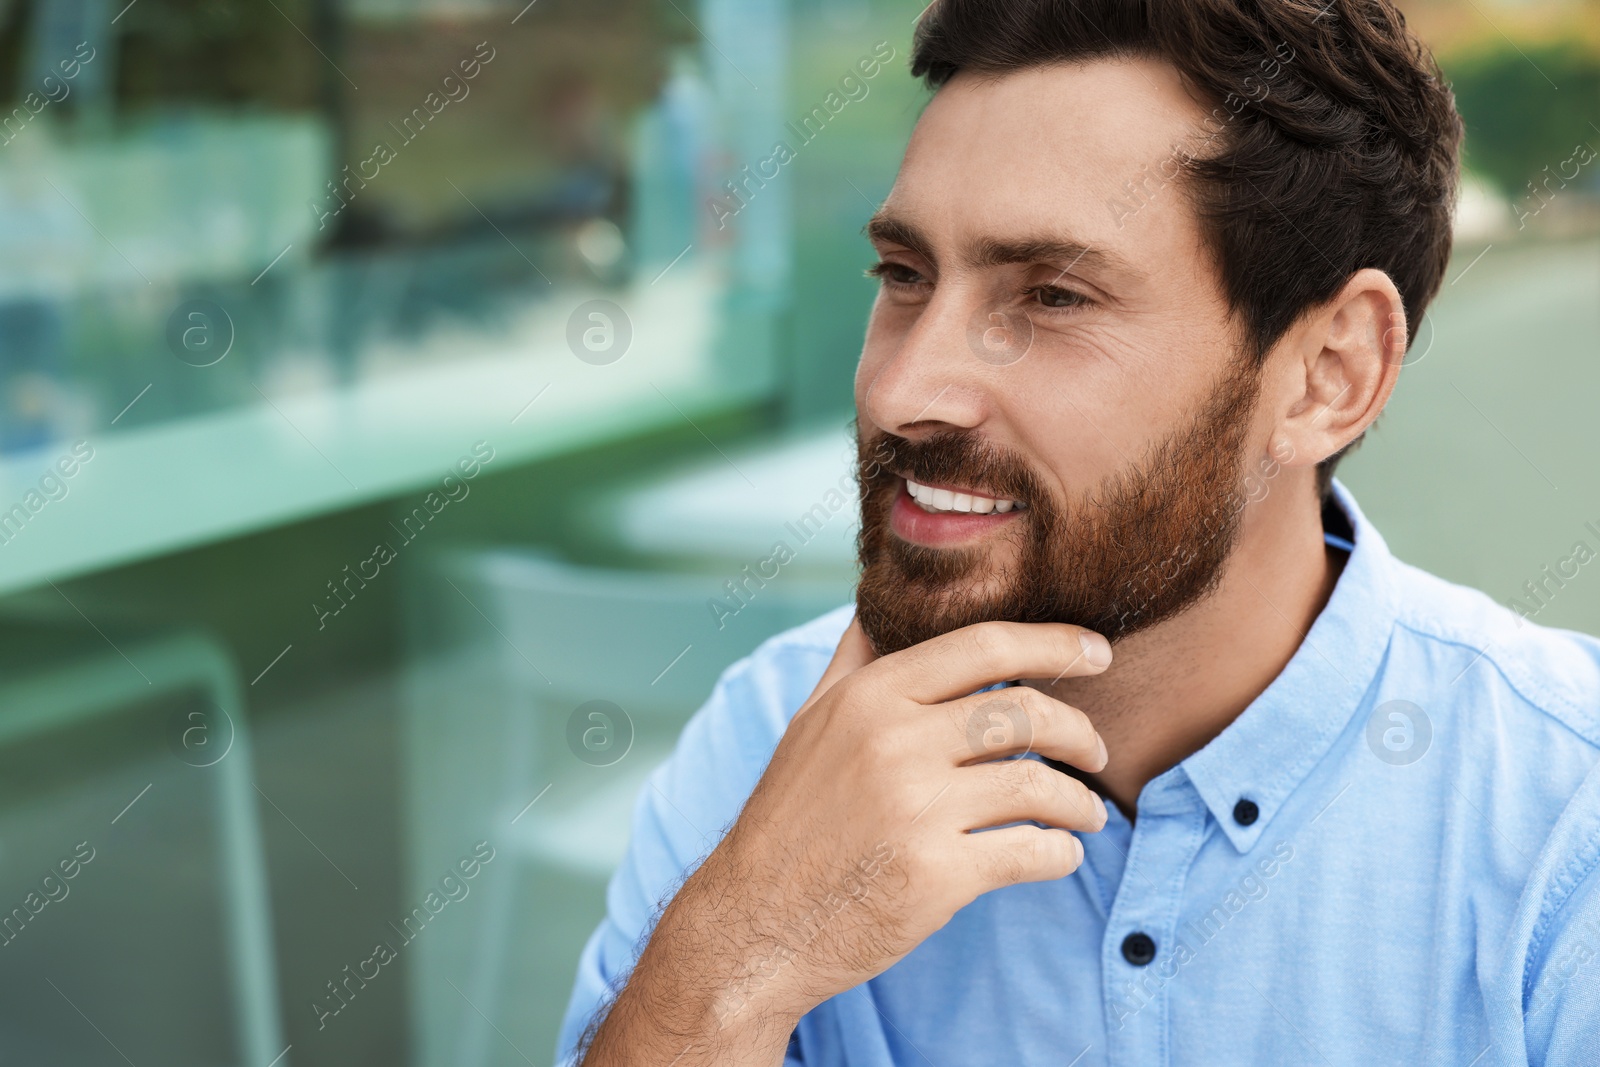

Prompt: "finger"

[795,616,880,719]
[942,685,1106,772]
[957,757,1108,834]
[871,621,1112,705]
[960,825,1085,892]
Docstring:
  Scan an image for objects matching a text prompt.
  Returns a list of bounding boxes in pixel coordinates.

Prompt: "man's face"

[853,58,1274,656]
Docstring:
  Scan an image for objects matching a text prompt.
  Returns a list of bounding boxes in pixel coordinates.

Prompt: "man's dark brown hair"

[910,0,1463,500]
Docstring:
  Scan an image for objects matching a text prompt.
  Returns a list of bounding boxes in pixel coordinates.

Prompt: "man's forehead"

[908,56,1208,160]
[882,58,1211,278]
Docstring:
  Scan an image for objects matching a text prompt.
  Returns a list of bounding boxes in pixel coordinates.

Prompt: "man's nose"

[861,290,1005,440]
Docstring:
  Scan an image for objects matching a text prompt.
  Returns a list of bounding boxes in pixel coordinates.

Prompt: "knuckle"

[810,677,855,728]
[1071,702,1096,740]
[996,758,1044,804]
[1030,831,1068,870]
[1020,831,1052,871]
[858,717,907,763]
[1055,626,1088,668]
[1027,831,1063,874]
[1018,758,1054,796]
[1025,688,1094,758]
[965,622,1013,664]
[1060,703,1096,754]
[1070,782,1103,828]
[990,830,1076,885]
[829,671,873,714]
[1037,766,1093,827]
[1047,832,1082,876]
[1015,687,1050,739]
[963,695,1029,759]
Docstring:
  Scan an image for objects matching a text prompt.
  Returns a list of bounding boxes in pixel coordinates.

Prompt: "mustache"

[857,428,1051,508]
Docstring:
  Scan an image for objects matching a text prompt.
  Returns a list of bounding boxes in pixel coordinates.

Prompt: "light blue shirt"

[558,479,1600,1065]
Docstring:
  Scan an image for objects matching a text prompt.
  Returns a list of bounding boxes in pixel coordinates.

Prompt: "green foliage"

[1444,39,1600,199]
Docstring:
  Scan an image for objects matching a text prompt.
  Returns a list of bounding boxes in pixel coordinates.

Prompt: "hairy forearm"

[577,854,800,1067]
[579,974,791,1067]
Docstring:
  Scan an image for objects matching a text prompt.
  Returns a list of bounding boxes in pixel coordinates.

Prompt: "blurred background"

[0,0,1594,1064]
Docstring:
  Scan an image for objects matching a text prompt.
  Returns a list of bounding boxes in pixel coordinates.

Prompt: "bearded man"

[559,2,1600,1064]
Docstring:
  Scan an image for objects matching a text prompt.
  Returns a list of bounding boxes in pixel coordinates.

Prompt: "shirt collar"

[1169,477,1399,853]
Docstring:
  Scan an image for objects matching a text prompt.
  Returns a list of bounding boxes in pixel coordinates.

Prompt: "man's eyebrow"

[863,213,934,262]
[863,212,1144,282]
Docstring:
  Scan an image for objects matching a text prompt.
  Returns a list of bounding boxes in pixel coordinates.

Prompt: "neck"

[1030,476,1346,820]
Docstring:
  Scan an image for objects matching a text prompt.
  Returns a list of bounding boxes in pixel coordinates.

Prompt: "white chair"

[0,620,284,1066]
[399,425,860,1067]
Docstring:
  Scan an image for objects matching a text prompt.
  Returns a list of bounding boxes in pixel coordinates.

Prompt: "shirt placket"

[1100,778,1209,1067]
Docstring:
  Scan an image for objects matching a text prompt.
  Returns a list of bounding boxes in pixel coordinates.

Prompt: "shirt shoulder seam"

[1390,616,1600,750]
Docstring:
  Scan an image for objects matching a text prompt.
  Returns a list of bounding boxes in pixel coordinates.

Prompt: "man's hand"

[579,618,1113,1066]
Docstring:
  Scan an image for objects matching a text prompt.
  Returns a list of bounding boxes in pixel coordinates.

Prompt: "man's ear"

[1276,267,1407,471]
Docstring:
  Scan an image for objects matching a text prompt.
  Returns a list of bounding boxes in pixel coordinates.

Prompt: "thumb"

[795,616,879,719]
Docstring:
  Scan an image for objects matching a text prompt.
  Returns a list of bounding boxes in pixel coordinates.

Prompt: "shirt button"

[1233,798,1259,826]
[1121,931,1156,966]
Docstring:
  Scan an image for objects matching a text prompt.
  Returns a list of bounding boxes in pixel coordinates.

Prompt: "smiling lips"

[892,476,1027,547]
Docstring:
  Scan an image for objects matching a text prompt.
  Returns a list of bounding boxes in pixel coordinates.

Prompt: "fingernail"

[1091,791,1106,825]
[1095,734,1108,769]
[1080,632,1112,668]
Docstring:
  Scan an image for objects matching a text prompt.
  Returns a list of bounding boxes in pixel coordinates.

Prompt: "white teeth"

[904,478,1022,515]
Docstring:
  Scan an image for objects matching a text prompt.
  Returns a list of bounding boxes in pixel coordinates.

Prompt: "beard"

[853,352,1266,657]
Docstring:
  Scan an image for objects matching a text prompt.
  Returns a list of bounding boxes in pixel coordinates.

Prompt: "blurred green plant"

[1444,39,1600,199]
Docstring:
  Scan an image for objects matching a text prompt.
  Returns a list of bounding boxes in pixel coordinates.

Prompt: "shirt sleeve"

[553,635,833,1065]
[1521,849,1600,1067]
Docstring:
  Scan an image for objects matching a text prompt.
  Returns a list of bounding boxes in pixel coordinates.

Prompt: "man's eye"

[1025,285,1088,309]
[867,262,925,287]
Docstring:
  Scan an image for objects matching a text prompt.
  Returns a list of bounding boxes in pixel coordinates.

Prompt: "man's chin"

[854,572,1020,656]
